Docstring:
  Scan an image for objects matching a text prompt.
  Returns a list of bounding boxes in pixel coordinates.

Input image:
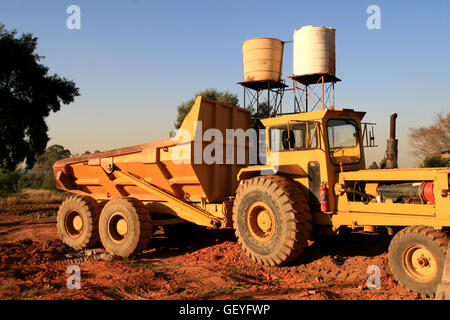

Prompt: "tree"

[419,155,446,168]
[409,112,450,165]
[173,88,239,131]
[250,101,274,119]
[368,161,379,169]
[0,24,79,171]
[250,101,274,130]
[35,144,71,173]
[0,169,21,197]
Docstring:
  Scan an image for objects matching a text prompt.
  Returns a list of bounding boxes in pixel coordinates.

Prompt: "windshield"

[327,119,358,148]
[327,119,361,165]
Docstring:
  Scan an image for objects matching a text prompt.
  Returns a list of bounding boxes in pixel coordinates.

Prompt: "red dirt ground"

[0,204,426,300]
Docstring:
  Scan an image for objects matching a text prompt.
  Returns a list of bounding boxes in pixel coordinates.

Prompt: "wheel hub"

[73,215,83,231]
[404,246,437,282]
[247,202,276,243]
[116,218,128,236]
[65,210,83,238]
[257,211,272,232]
[108,212,129,243]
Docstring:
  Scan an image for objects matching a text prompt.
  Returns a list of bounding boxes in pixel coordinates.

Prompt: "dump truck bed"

[53,96,251,204]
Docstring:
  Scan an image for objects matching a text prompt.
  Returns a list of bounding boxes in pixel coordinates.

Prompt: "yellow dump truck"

[53,96,449,296]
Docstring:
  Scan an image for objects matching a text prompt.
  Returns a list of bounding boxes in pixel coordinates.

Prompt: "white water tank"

[293,25,335,76]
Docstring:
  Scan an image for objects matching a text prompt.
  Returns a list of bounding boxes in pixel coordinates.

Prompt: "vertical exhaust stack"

[386,113,398,169]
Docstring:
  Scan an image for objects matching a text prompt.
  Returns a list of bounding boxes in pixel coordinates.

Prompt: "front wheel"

[233,175,312,266]
[388,225,448,297]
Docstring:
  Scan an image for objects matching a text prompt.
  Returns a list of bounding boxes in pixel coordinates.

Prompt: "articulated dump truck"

[53,96,450,296]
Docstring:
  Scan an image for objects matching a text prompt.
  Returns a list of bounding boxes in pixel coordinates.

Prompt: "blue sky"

[1,0,449,167]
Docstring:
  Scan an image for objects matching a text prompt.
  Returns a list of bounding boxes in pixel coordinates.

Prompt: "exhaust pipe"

[390,113,397,140]
[386,113,398,169]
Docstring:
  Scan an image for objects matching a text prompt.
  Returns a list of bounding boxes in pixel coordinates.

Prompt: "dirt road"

[0,203,424,300]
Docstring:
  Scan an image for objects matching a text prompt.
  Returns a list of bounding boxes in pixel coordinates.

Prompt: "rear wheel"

[99,198,152,257]
[57,195,100,250]
[233,175,312,266]
[388,225,448,297]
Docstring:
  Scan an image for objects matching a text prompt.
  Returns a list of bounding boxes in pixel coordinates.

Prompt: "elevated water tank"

[293,25,335,77]
[242,38,283,82]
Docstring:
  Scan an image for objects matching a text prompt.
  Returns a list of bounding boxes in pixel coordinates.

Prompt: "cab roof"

[260,108,366,127]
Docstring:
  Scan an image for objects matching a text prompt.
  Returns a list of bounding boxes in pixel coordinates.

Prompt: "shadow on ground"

[140,227,237,259]
[292,232,392,266]
[140,226,392,265]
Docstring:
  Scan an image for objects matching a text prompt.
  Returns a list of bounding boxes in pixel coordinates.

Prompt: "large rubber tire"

[388,225,448,297]
[233,175,312,266]
[99,198,152,257]
[57,195,100,250]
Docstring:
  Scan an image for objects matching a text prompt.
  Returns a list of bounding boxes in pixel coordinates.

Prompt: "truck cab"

[238,108,367,216]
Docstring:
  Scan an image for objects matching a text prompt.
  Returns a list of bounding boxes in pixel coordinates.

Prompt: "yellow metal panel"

[347,202,436,216]
[340,168,443,181]
[332,212,450,229]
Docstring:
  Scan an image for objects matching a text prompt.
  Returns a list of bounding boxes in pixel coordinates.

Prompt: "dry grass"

[0,189,67,208]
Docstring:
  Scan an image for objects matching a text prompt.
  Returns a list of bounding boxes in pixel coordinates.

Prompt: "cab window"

[269,122,319,152]
[327,119,360,164]
[291,122,318,149]
[269,125,291,152]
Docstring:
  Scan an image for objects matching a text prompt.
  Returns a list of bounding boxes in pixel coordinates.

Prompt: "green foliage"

[0,24,79,171]
[173,88,239,130]
[35,144,71,173]
[419,155,446,168]
[367,158,386,169]
[17,173,41,190]
[2,171,60,195]
[250,101,274,130]
[250,101,274,119]
[368,161,379,169]
[0,144,72,196]
[16,172,57,191]
[379,157,387,169]
[0,169,21,197]
[41,172,58,190]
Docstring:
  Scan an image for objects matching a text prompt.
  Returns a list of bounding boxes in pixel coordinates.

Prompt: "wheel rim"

[65,210,83,238]
[107,212,129,244]
[246,201,276,242]
[403,245,438,282]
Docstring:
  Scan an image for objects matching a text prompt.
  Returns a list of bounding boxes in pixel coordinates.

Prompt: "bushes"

[419,155,446,168]
[0,170,59,197]
[0,170,21,197]
[19,172,58,191]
